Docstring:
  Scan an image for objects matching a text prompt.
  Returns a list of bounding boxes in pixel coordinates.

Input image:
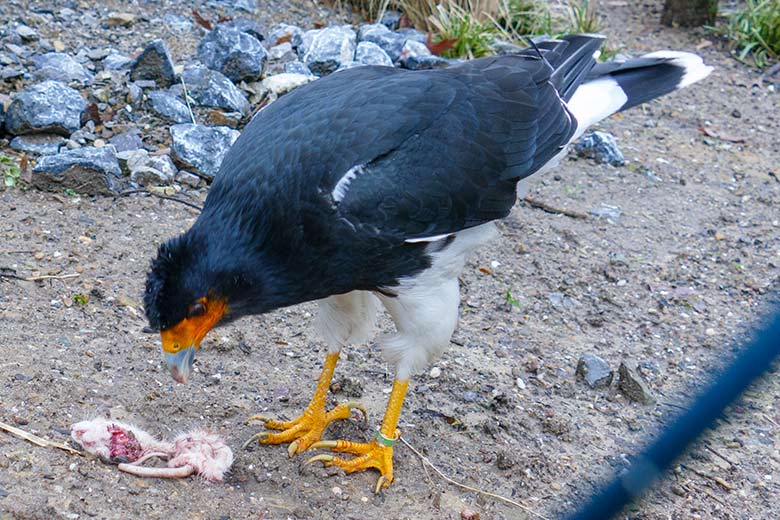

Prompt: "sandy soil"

[1,1,779,519]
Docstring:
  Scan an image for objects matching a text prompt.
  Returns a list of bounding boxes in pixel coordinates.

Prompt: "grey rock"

[221,18,265,41]
[170,124,239,180]
[116,149,149,176]
[5,43,29,59]
[16,25,39,42]
[359,24,406,62]
[261,73,315,97]
[32,52,94,85]
[397,28,428,45]
[176,170,202,188]
[32,146,122,194]
[336,61,362,71]
[355,41,393,67]
[5,80,86,136]
[208,0,256,12]
[398,40,449,70]
[163,14,193,32]
[548,291,578,310]
[575,130,625,166]
[147,90,191,123]
[127,83,143,106]
[380,11,402,30]
[303,26,357,76]
[0,67,25,81]
[618,360,655,404]
[576,354,614,388]
[179,65,249,114]
[297,29,321,57]
[197,24,267,82]
[109,130,144,152]
[588,203,622,222]
[131,154,177,186]
[269,41,296,62]
[130,39,176,87]
[103,52,132,70]
[0,103,5,134]
[284,60,312,75]
[87,48,111,61]
[269,23,304,47]
[10,134,65,155]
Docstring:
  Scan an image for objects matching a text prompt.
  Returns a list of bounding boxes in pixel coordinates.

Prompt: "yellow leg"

[307,378,409,492]
[244,352,367,457]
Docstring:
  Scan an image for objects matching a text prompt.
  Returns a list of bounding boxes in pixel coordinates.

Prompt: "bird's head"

[144,232,234,384]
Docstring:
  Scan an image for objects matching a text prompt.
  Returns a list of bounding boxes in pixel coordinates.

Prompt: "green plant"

[567,0,600,34]
[721,0,780,68]
[505,289,522,308]
[73,294,89,305]
[493,0,557,39]
[428,0,497,58]
[1,155,21,187]
[65,188,78,197]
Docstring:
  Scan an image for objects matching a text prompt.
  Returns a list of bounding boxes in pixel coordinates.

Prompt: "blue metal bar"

[567,307,780,520]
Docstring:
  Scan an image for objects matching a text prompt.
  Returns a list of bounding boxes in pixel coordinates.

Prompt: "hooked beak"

[164,346,196,384]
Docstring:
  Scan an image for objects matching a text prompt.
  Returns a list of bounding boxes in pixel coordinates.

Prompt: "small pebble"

[429,366,441,378]
[331,486,342,496]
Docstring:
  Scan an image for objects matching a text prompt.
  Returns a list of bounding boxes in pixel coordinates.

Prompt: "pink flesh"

[118,463,194,479]
[106,424,143,463]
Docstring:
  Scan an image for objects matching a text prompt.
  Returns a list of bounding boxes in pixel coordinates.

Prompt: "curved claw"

[242,432,268,450]
[309,440,339,450]
[343,401,368,425]
[287,439,300,458]
[245,414,270,425]
[305,454,335,466]
[375,475,390,494]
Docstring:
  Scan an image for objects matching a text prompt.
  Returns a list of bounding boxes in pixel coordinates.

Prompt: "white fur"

[316,291,381,352]
[641,51,713,88]
[332,164,366,202]
[566,77,628,139]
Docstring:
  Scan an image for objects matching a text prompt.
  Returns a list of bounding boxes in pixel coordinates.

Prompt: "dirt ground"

[1,1,780,519]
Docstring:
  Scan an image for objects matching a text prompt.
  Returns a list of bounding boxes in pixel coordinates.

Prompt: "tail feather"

[567,50,713,136]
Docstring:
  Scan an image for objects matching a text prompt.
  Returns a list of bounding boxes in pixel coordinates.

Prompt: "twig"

[701,486,727,507]
[0,250,34,255]
[523,196,588,219]
[0,420,81,455]
[679,463,732,491]
[180,76,197,125]
[117,189,203,211]
[704,444,737,469]
[0,270,80,282]
[763,413,780,429]
[399,436,550,520]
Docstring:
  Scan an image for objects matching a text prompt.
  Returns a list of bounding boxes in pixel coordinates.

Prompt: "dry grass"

[338,0,603,58]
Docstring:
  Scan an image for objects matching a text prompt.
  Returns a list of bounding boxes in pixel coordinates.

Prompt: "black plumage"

[145,47,585,329]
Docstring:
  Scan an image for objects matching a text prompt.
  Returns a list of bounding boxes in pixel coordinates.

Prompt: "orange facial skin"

[160,297,227,354]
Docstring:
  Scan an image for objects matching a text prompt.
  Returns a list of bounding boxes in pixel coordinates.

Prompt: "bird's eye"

[187,301,206,318]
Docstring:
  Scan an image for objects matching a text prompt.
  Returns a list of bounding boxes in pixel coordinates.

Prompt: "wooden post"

[661,0,717,27]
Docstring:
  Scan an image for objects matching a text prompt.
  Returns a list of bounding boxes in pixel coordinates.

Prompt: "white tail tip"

[641,51,714,88]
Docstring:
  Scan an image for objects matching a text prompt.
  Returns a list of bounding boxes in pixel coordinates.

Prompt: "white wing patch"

[404,233,452,244]
[332,164,366,202]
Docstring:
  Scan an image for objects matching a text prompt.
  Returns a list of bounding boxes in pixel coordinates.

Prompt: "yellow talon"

[241,432,267,449]
[305,454,335,466]
[309,440,339,450]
